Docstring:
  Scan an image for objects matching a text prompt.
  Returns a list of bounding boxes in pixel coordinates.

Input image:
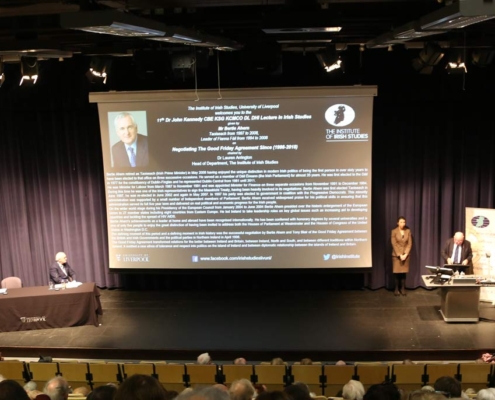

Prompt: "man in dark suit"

[441,231,473,274]
[49,251,76,284]
[111,112,149,168]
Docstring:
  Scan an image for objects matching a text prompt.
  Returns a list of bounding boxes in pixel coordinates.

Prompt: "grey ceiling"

[0,0,494,59]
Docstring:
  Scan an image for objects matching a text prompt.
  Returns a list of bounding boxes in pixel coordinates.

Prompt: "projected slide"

[93,87,375,269]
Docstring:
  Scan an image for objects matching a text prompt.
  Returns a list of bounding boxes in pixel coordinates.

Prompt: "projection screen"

[90,86,377,270]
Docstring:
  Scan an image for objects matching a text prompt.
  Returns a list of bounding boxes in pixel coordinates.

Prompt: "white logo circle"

[325,104,355,127]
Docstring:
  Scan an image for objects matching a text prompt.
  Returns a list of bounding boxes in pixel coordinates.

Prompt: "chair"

[354,364,390,390]
[390,363,425,392]
[323,365,356,397]
[28,362,59,387]
[253,365,288,391]
[154,363,187,391]
[290,365,324,395]
[424,363,459,386]
[221,364,254,385]
[122,362,154,379]
[1,276,22,288]
[57,361,91,390]
[186,364,219,387]
[457,363,493,391]
[87,362,123,389]
[0,361,30,385]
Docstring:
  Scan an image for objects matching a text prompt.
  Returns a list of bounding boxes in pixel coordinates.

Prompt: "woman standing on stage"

[391,216,413,296]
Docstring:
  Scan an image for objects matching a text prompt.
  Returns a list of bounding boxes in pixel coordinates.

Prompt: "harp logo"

[325,104,355,127]
[471,216,490,228]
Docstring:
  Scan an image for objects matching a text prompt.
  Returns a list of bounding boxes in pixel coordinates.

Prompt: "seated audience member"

[256,391,289,400]
[72,387,90,396]
[28,390,43,400]
[230,379,255,400]
[234,358,247,365]
[363,382,401,400]
[49,252,76,284]
[176,386,229,400]
[115,374,166,400]
[0,376,4,383]
[433,376,462,399]
[213,384,229,393]
[164,391,179,400]
[408,391,448,400]
[292,383,310,395]
[477,388,495,400]
[336,360,347,366]
[300,358,312,365]
[271,358,285,366]
[0,379,30,400]
[284,385,311,400]
[86,385,117,400]
[35,396,51,400]
[403,359,415,365]
[197,352,212,365]
[24,381,37,393]
[44,377,70,400]
[254,385,267,396]
[342,380,365,400]
[421,386,435,392]
[178,388,193,397]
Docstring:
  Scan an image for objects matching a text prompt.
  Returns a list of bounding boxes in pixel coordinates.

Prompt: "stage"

[1,287,495,362]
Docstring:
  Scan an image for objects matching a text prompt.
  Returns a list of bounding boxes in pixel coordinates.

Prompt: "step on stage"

[1,288,495,362]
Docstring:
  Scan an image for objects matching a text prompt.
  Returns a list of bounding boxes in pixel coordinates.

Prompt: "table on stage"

[0,282,102,332]
[422,275,480,322]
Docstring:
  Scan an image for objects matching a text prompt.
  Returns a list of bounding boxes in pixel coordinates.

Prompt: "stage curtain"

[0,62,119,288]
[1,57,495,290]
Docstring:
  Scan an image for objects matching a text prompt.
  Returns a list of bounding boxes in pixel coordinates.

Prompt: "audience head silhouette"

[433,376,461,398]
[43,377,70,400]
[0,380,30,400]
[114,374,167,400]
[197,352,212,364]
[342,380,365,400]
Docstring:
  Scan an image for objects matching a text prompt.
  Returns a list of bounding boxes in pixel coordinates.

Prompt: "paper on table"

[66,281,82,288]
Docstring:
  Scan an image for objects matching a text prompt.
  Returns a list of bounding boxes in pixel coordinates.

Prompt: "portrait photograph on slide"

[108,111,148,168]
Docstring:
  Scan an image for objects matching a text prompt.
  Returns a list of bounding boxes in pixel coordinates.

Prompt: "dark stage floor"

[2,287,495,362]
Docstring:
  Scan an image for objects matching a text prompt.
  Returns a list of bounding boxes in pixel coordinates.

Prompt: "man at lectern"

[49,252,76,284]
[441,231,473,274]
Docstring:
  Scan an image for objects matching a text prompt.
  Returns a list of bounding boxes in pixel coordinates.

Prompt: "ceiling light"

[316,48,342,73]
[420,0,495,30]
[323,59,342,72]
[472,49,495,67]
[60,10,167,37]
[446,49,467,74]
[446,61,467,74]
[367,0,495,48]
[411,42,444,75]
[148,27,241,51]
[0,58,4,88]
[20,56,38,85]
[262,26,341,34]
[87,57,112,84]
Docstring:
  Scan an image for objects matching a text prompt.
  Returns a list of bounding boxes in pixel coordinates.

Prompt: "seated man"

[49,252,76,284]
